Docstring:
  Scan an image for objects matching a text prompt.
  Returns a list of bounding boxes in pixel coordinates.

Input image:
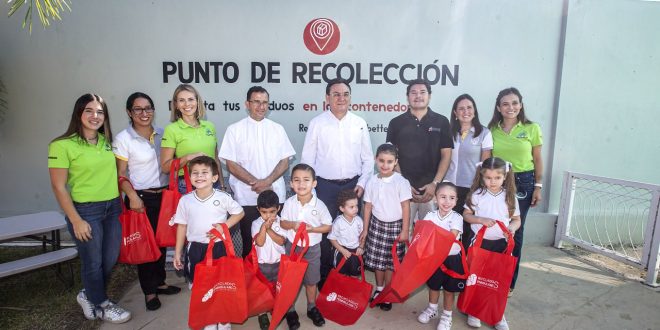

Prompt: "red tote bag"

[117,178,161,264]
[155,158,192,247]
[244,238,275,317]
[268,226,309,330]
[316,255,373,326]
[457,221,517,326]
[370,239,410,307]
[189,225,248,329]
[390,220,457,298]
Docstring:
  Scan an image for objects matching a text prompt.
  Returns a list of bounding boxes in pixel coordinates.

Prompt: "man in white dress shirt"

[301,78,374,287]
[219,86,296,257]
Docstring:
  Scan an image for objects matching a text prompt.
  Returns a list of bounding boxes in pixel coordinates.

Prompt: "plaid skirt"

[364,216,405,271]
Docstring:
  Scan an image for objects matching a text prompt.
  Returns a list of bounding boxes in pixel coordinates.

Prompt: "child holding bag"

[328,189,364,277]
[361,143,412,311]
[417,182,465,330]
[171,156,244,330]
[251,190,286,330]
[280,164,333,329]
[463,157,521,330]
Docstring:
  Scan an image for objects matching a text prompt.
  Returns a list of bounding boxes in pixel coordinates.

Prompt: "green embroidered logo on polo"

[206,129,213,136]
[516,131,528,139]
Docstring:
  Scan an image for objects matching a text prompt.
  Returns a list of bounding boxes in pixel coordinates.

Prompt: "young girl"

[172,156,244,330]
[463,157,521,330]
[417,182,465,330]
[361,143,412,311]
[328,189,364,277]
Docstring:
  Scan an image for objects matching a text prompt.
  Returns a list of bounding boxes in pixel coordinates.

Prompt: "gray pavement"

[102,243,660,329]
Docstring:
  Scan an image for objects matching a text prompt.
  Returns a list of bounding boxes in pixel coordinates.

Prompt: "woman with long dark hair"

[48,94,131,323]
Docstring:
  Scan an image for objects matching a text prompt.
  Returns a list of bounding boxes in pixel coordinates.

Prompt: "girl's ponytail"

[503,165,518,217]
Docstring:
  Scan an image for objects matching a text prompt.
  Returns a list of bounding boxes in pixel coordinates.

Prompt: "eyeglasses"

[330,92,350,99]
[131,107,155,114]
[248,100,269,107]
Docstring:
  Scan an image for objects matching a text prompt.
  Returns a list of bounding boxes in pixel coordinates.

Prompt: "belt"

[318,175,359,185]
[139,186,168,194]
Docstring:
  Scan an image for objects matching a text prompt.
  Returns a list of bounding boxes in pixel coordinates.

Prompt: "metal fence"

[554,172,660,287]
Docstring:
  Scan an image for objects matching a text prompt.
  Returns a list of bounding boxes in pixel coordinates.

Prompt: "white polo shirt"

[250,216,286,264]
[300,111,374,188]
[466,188,520,240]
[281,195,332,247]
[113,126,168,190]
[445,126,493,188]
[219,117,295,205]
[172,189,244,243]
[327,214,363,249]
[421,210,463,255]
[363,172,413,222]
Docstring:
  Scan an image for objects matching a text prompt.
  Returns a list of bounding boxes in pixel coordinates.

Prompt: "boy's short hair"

[257,190,280,209]
[291,163,316,178]
[336,189,358,208]
[188,155,219,176]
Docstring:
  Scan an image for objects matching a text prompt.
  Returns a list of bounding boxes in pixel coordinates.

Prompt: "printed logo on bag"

[410,233,422,246]
[123,231,142,246]
[325,291,359,310]
[275,281,282,294]
[201,281,238,302]
[465,273,499,290]
[303,18,340,55]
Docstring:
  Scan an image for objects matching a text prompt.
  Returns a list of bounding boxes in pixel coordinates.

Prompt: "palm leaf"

[7,0,72,34]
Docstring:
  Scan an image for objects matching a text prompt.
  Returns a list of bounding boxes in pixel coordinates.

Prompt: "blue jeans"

[511,170,535,289]
[67,198,122,305]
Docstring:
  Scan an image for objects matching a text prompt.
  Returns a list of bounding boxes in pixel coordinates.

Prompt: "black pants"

[125,191,167,296]
[315,176,360,288]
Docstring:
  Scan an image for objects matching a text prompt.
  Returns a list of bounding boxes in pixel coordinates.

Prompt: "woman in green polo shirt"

[488,87,543,296]
[160,84,225,193]
[48,94,131,323]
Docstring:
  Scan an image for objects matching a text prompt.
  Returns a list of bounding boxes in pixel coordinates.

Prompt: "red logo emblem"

[303,18,340,55]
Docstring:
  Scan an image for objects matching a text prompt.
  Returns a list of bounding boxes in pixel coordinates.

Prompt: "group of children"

[171,145,520,330]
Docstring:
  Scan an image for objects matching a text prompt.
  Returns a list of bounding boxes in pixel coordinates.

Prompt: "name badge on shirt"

[428,127,442,133]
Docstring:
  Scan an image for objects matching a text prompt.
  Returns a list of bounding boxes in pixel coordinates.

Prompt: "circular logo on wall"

[303,18,340,55]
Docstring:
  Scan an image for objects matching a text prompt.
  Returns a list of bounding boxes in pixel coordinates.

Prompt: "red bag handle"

[473,220,515,255]
[168,158,192,193]
[289,225,309,261]
[390,238,410,272]
[335,253,367,282]
[205,224,236,266]
[117,176,132,214]
[439,239,469,280]
[246,234,277,287]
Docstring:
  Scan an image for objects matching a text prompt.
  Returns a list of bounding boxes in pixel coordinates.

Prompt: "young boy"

[251,190,286,330]
[172,156,244,330]
[328,189,364,277]
[280,164,332,330]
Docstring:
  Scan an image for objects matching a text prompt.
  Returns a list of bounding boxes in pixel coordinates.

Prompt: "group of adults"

[47,77,542,324]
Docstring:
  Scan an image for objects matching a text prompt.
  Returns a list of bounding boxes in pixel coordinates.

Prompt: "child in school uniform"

[417,182,465,330]
[361,143,412,311]
[328,189,365,277]
[463,157,521,330]
[171,156,244,330]
[250,190,286,330]
[280,164,333,330]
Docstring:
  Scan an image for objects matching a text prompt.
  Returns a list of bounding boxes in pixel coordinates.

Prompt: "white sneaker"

[217,323,232,330]
[203,324,218,330]
[436,312,452,330]
[467,315,482,328]
[76,290,97,320]
[97,301,132,324]
[495,316,509,330]
[417,306,439,324]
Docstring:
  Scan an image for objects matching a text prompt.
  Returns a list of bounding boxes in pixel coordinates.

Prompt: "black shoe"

[258,313,270,330]
[286,311,300,330]
[379,302,392,311]
[306,306,325,327]
[156,285,181,295]
[369,290,381,303]
[145,296,161,311]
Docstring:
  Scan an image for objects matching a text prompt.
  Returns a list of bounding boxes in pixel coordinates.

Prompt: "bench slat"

[0,248,77,278]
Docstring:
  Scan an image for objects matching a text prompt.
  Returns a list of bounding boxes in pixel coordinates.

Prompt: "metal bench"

[0,211,77,285]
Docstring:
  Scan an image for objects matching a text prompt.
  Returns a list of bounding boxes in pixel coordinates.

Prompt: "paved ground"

[101,213,660,330]
[101,242,660,330]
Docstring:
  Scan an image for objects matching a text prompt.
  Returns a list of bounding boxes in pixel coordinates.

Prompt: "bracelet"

[534,183,543,189]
